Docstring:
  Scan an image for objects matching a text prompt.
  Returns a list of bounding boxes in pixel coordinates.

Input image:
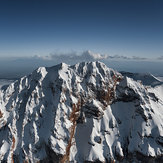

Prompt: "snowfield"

[0,61,163,163]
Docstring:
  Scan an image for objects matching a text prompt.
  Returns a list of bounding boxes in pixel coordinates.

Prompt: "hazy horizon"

[0,0,163,78]
[0,50,163,79]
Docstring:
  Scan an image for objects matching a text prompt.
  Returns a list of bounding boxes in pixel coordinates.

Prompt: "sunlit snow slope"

[0,61,163,163]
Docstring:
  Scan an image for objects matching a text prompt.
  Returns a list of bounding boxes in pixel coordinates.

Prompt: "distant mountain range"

[0,61,163,163]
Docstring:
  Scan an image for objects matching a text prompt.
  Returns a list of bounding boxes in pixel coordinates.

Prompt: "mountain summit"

[0,61,163,163]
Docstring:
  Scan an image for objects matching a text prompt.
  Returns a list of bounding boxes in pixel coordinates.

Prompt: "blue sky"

[1,0,163,57]
[0,0,163,78]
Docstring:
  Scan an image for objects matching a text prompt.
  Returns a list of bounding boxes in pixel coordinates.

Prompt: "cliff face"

[0,61,163,163]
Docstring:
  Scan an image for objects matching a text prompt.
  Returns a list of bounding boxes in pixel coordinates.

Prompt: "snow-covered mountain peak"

[0,61,163,163]
[121,71,163,87]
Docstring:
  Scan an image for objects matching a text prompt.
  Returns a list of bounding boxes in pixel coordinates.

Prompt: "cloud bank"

[32,50,149,61]
[0,50,163,79]
[50,50,108,61]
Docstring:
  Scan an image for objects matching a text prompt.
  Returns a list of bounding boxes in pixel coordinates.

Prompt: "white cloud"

[108,55,130,60]
[82,50,108,60]
[15,55,51,60]
[132,56,147,60]
[5,50,151,62]
[49,50,149,61]
[50,50,107,60]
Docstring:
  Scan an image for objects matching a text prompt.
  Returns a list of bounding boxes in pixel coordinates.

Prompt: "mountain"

[120,71,163,87]
[0,61,163,163]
